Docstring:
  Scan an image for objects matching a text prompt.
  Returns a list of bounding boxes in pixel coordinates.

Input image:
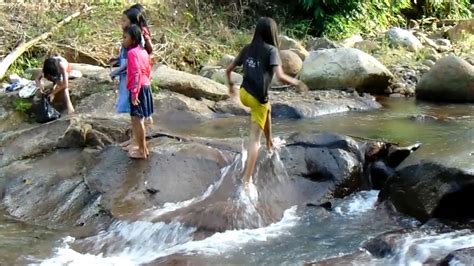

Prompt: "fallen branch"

[0,5,94,80]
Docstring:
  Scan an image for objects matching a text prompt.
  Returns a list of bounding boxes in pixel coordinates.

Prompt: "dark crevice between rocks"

[432,184,474,221]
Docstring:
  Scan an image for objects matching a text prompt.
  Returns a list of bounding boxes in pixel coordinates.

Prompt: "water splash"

[37,207,299,265]
[334,190,379,217]
[388,230,474,265]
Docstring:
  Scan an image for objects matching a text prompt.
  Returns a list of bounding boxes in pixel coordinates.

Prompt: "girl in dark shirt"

[226,17,308,188]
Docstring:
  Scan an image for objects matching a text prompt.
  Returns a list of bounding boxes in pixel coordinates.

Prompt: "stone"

[217,54,235,68]
[422,59,436,68]
[69,63,111,83]
[279,35,308,61]
[409,114,439,122]
[289,48,309,61]
[386,27,423,52]
[152,91,216,131]
[440,248,474,266]
[151,65,229,101]
[210,69,243,86]
[416,55,474,103]
[270,90,381,119]
[435,38,451,47]
[354,40,380,54]
[280,50,303,77]
[379,162,474,222]
[340,34,363,48]
[446,19,474,42]
[426,54,439,62]
[199,65,221,79]
[306,37,340,51]
[300,48,393,94]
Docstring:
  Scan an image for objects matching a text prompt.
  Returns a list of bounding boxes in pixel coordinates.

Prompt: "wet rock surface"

[379,162,474,222]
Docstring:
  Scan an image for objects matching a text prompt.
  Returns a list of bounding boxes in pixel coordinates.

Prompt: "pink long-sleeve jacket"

[127,45,151,100]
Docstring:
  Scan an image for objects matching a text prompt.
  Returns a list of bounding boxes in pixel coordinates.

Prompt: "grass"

[12,98,32,113]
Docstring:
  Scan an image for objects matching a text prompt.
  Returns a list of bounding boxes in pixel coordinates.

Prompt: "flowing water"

[1,98,474,265]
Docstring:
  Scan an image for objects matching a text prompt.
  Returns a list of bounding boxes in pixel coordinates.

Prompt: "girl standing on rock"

[123,24,153,159]
[226,17,308,188]
[111,5,154,150]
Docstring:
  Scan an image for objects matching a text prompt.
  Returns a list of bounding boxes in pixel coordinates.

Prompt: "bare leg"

[263,109,273,150]
[243,122,262,185]
[62,88,75,114]
[129,116,146,159]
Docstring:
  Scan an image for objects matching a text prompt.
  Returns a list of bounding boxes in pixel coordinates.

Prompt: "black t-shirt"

[234,43,281,104]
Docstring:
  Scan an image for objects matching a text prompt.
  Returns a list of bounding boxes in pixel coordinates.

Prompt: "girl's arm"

[127,51,142,105]
[143,28,153,54]
[225,62,237,94]
[111,61,127,78]
[35,72,43,91]
[144,38,153,55]
[273,65,309,93]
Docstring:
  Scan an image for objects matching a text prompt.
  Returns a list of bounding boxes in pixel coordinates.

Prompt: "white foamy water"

[37,207,299,265]
[334,190,379,217]
[388,230,474,266]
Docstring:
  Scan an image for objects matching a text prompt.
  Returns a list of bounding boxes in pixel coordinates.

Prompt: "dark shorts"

[130,85,154,118]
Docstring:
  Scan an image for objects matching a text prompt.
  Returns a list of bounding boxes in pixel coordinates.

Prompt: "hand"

[49,93,55,102]
[132,98,140,106]
[108,57,118,66]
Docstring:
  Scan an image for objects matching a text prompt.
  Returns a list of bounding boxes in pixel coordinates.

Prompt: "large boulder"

[300,48,393,94]
[69,63,112,83]
[386,28,423,52]
[416,56,474,103]
[210,69,243,86]
[446,19,474,42]
[379,162,474,222]
[279,35,309,61]
[280,50,303,77]
[151,65,229,101]
[152,91,216,131]
[281,133,365,202]
[271,90,381,119]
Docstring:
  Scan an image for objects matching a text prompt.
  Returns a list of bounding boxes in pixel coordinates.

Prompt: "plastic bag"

[35,95,60,123]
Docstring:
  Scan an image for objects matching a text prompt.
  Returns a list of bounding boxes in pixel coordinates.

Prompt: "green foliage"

[421,0,472,19]
[13,99,32,113]
[151,80,161,94]
[298,0,411,39]
[7,53,43,77]
[298,0,471,39]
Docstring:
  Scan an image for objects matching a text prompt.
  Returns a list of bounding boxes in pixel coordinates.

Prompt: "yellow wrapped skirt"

[240,87,269,129]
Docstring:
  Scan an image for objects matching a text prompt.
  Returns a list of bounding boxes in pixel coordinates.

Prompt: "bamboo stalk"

[0,5,94,80]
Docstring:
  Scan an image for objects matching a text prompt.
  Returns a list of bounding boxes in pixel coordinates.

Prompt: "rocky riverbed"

[1,19,474,265]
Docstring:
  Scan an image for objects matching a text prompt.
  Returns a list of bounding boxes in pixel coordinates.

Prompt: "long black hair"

[124,5,148,28]
[124,24,143,47]
[43,57,60,80]
[250,17,279,49]
[130,3,148,27]
[123,8,140,27]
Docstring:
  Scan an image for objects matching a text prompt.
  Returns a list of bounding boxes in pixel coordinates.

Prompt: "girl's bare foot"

[128,149,147,159]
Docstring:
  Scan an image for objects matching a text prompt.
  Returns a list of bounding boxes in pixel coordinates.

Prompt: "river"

[1,97,473,265]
